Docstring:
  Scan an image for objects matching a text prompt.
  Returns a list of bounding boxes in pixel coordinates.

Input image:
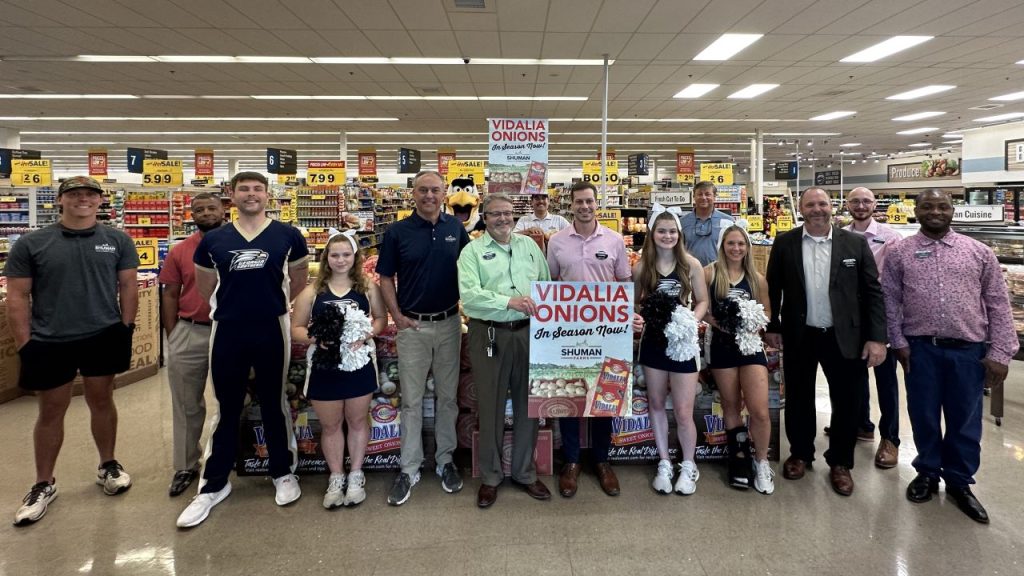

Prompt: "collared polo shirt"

[458,231,550,322]
[513,212,570,235]
[376,211,470,313]
[160,232,212,323]
[546,223,631,282]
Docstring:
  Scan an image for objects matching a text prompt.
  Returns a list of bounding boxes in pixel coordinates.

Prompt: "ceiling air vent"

[454,0,486,8]
[817,89,854,97]
[969,103,1002,111]
[418,86,442,95]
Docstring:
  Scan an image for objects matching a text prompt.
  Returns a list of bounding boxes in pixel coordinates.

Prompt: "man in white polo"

[513,193,569,236]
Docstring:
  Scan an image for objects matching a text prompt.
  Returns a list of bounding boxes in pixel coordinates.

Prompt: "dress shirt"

[843,219,902,273]
[546,223,631,282]
[882,230,1018,364]
[802,226,834,328]
[458,231,551,322]
[513,212,570,234]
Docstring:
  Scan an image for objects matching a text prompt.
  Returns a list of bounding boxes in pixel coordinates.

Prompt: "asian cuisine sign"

[528,281,634,418]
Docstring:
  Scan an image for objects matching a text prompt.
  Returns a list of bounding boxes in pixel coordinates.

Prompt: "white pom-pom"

[665,305,700,362]
[337,307,374,372]
[734,299,769,355]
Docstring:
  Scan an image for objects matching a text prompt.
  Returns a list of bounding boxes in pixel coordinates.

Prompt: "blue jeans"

[859,349,900,444]
[905,339,986,487]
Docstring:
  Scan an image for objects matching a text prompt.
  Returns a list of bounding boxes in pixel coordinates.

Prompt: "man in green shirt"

[458,193,551,508]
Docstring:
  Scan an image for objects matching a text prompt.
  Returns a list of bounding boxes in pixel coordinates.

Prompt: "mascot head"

[445,177,482,232]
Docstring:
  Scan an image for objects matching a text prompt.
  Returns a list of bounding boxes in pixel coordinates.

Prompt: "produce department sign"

[887,158,960,182]
[528,281,634,418]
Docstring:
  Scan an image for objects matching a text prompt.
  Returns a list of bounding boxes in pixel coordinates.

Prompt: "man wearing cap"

[160,193,224,496]
[513,193,569,237]
[8,176,139,526]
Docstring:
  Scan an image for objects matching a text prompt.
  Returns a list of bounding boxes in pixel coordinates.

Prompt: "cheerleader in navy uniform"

[702,224,774,494]
[633,206,708,495]
[291,230,386,509]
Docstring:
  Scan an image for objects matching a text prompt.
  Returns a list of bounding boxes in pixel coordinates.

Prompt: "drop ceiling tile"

[545,0,599,33]
[280,0,356,30]
[496,0,548,32]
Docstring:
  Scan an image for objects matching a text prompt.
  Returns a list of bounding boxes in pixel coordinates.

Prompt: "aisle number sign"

[133,238,159,271]
[597,209,622,233]
[699,163,734,185]
[447,159,486,187]
[142,159,183,187]
[11,159,51,187]
[307,160,346,186]
[582,160,619,185]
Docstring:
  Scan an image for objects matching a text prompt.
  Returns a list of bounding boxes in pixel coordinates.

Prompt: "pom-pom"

[640,290,678,346]
[735,299,769,356]
[712,297,742,334]
[307,303,346,370]
[338,306,374,372]
[665,305,700,362]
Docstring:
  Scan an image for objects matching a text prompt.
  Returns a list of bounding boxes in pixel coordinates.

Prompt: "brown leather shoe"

[594,462,620,496]
[514,480,551,500]
[874,439,898,469]
[829,466,854,496]
[477,484,498,508]
[782,456,808,480]
[558,463,581,498]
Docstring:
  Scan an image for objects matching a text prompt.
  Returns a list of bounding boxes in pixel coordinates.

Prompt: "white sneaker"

[345,470,366,506]
[14,481,58,526]
[652,459,674,494]
[323,473,345,509]
[176,483,231,528]
[96,460,132,495]
[675,461,699,495]
[273,474,301,506]
[753,459,776,495]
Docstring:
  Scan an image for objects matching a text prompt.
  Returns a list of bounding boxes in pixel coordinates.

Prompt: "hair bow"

[649,202,683,229]
[328,227,359,252]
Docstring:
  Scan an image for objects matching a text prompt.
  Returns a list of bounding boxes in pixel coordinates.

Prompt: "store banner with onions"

[487,118,548,195]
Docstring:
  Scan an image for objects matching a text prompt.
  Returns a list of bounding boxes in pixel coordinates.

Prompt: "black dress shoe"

[169,469,198,497]
[906,474,939,503]
[946,486,990,524]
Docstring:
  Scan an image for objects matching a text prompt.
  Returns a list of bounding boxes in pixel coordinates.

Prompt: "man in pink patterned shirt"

[881,189,1017,524]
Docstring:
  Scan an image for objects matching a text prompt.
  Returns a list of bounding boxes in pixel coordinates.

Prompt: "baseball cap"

[58,176,105,196]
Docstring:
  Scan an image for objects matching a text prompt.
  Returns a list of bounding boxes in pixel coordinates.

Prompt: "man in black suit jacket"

[765,187,887,496]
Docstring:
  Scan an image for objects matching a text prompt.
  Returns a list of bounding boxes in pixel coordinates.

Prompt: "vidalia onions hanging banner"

[487,118,548,195]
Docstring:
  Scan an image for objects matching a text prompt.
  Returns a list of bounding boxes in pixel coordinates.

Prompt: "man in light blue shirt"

[680,181,733,266]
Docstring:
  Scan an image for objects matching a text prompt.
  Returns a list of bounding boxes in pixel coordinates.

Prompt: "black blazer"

[766,225,887,359]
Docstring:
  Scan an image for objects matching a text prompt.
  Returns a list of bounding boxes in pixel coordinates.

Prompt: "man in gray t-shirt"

[5,176,139,527]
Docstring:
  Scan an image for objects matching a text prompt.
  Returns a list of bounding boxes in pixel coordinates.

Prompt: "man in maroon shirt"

[882,189,1017,523]
[160,193,225,496]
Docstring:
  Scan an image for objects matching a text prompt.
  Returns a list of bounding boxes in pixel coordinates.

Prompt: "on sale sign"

[699,163,734,185]
[142,159,183,187]
[307,160,346,186]
[11,159,52,187]
[582,159,619,184]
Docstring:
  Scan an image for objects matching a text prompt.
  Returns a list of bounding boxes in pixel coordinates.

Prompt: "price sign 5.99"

[142,159,183,187]
[582,159,619,184]
[307,160,346,187]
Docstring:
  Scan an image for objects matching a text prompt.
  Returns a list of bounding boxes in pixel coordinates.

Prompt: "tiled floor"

[1,366,1022,576]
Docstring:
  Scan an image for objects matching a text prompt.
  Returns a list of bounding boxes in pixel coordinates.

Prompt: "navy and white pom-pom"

[665,305,700,362]
[735,299,769,356]
[338,307,374,372]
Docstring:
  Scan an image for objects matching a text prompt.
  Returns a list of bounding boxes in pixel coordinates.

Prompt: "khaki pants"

[467,320,538,486]
[396,314,462,476]
[166,321,211,472]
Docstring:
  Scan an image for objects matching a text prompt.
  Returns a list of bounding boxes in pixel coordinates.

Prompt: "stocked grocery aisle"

[1,365,1021,576]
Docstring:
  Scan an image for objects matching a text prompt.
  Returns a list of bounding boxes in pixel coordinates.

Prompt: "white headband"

[649,202,683,229]
[327,227,359,252]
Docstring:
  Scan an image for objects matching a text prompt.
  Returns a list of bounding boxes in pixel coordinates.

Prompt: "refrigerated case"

[964,186,1023,223]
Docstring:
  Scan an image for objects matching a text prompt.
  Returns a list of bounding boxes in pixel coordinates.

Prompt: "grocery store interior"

[2,0,1024,574]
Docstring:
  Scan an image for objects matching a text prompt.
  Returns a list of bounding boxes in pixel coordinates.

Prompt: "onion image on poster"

[527,281,634,418]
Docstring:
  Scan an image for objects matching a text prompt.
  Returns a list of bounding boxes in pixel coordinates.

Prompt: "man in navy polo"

[377,170,470,505]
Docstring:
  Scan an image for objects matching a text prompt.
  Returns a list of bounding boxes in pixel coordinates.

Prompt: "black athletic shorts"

[18,323,134,391]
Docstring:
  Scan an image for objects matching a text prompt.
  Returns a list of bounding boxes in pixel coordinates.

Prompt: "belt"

[804,325,834,333]
[401,305,459,322]
[471,318,530,331]
[908,335,977,349]
[178,316,212,326]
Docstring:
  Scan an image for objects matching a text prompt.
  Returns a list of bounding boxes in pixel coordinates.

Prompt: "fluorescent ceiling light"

[727,84,779,99]
[251,95,366,100]
[892,111,946,121]
[470,58,610,65]
[673,84,719,98]
[942,133,963,138]
[0,94,138,99]
[693,34,763,61]
[896,127,939,135]
[141,95,197,99]
[840,36,933,63]
[154,55,238,63]
[908,142,933,147]
[989,90,1024,102]
[839,143,861,147]
[311,57,390,64]
[75,55,156,62]
[235,56,312,64]
[973,112,1024,122]
[886,85,955,100]
[809,111,855,121]
[0,116,399,122]
[389,57,465,65]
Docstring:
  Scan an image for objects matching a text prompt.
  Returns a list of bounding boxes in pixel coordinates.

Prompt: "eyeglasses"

[695,218,712,237]
[847,199,874,206]
[484,211,514,218]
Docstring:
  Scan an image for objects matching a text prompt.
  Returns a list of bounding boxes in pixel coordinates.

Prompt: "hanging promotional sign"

[0,148,41,177]
[597,149,616,160]
[358,151,377,176]
[528,281,634,418]
[194,148,214,177]
[11,159,51,187]
[142,159,183,187]
[676,148,695,184]
[88,150,108,177]
[582,159,619,185]
[307,160,346,187]
[446,159,486,188]
[487,118,548,195]
[699,163,735,185]
[437,149,456,176]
